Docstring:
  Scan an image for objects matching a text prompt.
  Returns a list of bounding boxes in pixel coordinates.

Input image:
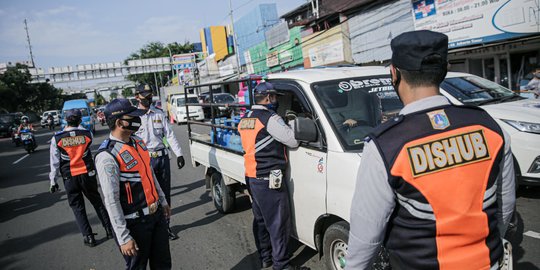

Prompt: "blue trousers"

[247,177,292,270]
[150,154,171,205]
[123,208,171,270]
[63,173,111,236]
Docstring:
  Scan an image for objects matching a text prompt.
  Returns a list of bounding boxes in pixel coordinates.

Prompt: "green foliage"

[95,94,106,105]
[0,65,64,113]
[122,87,134,98]
[124,41,194,87]
[110,92,118,100]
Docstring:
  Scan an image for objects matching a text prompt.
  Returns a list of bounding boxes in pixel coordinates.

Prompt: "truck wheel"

[211,172,235,213]
[323,221,349,270]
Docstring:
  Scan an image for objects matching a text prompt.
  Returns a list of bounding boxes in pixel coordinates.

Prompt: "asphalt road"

[0,123,538,270]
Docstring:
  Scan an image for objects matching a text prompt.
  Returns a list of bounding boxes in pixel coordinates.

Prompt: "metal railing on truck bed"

[183,78,259,155]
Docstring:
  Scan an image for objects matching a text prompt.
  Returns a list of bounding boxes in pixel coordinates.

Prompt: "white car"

[441,73,540,186]
[40,110,60,127]
[170,94,204,124]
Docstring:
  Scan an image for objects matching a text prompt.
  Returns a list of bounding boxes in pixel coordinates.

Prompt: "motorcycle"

[47,118,54,130]
[20,129,37,153]
[11,126,21,147]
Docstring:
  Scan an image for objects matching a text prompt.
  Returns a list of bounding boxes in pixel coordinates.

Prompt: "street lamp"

[166,45,175,85]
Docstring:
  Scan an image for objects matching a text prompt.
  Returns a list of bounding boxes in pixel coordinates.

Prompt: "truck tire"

[323,221,349,270]
[211,172,235,213]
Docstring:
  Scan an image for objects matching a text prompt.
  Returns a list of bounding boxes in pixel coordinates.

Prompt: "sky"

[0,0,305,71]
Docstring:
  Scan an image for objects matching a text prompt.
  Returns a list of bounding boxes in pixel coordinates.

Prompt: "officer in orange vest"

[346,30,516,269]
[49,108,113,247]
[95,99,171,270]
[238,82,299,270]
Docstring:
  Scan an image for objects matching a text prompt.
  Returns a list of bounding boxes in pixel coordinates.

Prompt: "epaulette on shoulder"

[370,115,404,138]
[98,139,110,151]
[131,135,143,141]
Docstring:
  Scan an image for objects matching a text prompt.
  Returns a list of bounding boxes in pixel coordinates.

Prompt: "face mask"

[140,97,152,108]
[265,101,279,112]
[120,117,141,132]
[391,68,402,103]
[535,73,540,78]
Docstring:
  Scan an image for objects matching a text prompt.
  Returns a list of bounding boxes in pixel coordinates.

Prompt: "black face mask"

[120,117,141,132]
[140,97,152,108]
[391,68,403,103]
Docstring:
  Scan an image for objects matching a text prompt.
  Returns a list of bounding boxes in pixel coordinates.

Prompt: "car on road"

[170,94,204,124]
[199,92,236,118]
[40,110,60,128]
[0,113,19,137]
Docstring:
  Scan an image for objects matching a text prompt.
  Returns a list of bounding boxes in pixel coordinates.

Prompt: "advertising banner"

[266,51,279,67]
[308,39,345,67]
[412,0,540,48]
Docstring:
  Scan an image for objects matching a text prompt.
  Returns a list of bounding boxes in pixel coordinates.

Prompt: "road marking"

[524,231,540,239]
[13,154,29,164]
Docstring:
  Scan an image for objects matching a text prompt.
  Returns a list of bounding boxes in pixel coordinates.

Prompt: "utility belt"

[124,202,160,219]
[254,169,283,189]
[149,149,168,158]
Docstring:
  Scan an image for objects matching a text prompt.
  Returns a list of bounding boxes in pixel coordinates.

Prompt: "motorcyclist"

[18,116,35,133]
[47,113,55,130]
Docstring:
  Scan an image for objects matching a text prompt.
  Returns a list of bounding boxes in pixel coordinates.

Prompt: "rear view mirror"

[294,117,317,142]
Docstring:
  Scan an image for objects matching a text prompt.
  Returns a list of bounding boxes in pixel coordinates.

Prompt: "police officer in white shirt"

[134,84,185,240]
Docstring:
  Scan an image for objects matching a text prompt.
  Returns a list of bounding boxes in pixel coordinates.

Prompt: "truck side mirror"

[294,117,318,142]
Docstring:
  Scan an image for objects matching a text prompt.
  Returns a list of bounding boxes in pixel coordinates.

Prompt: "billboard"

[412,0,540,48]
[265,22,290,49]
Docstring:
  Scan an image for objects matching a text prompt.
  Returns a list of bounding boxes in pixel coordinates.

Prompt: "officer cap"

[135,84,153,97]
[391,30,448,71]
[253,82,283,96]
[104,98,145,120]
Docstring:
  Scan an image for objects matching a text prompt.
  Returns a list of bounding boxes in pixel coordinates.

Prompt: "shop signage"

[412,0,540,48]
[308,39,344,67]
[266,51,279,67]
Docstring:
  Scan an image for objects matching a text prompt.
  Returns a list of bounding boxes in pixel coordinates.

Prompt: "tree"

[124,41,194,87]
[0,64,64,112]
[95,94,106,105]
[109,92,118,100]
[122,87,134,98]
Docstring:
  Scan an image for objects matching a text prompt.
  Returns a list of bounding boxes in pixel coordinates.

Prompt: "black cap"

[253,82,283,96]
[65,109,82,121]
[104,98,145,120]
[391,30,448,71]
[135,84,152,97]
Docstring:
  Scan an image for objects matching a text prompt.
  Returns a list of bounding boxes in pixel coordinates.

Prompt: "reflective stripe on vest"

[55,129,93,177]
[239,109,287,178]
[105,138,159,215]
[371,105,505,270]
[391,125,503,269]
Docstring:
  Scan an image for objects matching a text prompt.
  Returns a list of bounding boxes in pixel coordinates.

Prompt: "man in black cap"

[95,99,172,269]
[133,84,184,240]
[238,81,299,270]
[346,30,515,269]
[49,108,113,247]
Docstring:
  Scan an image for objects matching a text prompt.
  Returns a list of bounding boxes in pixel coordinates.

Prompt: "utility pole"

[24,19,36,67]
[229,0,242,78]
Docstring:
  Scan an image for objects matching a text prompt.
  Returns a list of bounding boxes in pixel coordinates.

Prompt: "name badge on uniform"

[427,109,450,130]
[239,118,256,130]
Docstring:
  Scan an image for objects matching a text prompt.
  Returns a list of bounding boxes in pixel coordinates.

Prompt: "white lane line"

[524,231,540,239]
[13,154,29,164]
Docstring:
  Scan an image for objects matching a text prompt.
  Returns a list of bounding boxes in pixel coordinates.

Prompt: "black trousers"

[123,208,172,270]
[247,177,291,270]
[63,173,111,236]
[150,154,171,205]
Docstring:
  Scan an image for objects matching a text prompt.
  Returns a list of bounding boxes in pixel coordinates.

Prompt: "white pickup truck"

[187,67,539,270]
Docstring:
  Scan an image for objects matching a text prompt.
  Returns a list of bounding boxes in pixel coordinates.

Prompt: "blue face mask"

[264,101,279,112]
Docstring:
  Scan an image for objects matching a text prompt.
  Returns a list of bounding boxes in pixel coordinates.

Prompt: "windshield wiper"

[469,88,489,94]
[476,94,519,106]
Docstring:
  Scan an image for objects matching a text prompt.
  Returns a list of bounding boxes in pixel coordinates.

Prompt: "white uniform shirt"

[135,106,183,157]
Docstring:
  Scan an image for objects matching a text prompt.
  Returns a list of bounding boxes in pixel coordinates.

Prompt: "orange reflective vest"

[98,136,159,216]
[55,129,94,178]
[369,105,505,270]
[239,109,287,178]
